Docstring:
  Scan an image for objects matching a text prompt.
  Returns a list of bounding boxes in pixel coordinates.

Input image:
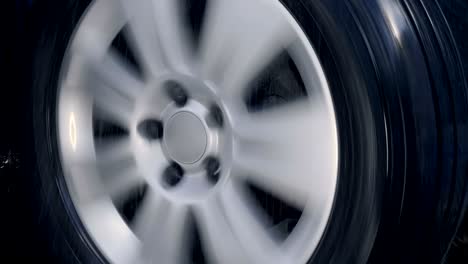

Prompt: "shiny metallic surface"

[57,0,339,263]
[164,111,207,164]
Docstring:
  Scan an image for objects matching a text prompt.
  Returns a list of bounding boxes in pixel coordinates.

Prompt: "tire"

[20,0,468,263]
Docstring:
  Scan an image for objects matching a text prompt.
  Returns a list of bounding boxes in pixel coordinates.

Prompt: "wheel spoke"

[67,139,143,204]
[199,0,296,101]
[231,101,338,208]
[233,100,330,144]
[94,51,144,100]
[70,0,126,58]
[95,139,142,200]
[117,0,166,76]
[87,51,144,127]
[92,84,133,128]
[194,185,283,264]
[221,181,283,263]
[152,0,193,72]
[81,200,142,264]
[193,195,250,264]
[133,194,191,264]
[95,137,134,169]
[118,0,193,75]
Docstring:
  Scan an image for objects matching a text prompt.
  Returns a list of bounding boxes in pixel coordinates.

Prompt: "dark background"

[1,0,53,261]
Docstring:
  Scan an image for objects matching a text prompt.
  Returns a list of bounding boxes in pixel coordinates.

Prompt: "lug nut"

[137,119,163,140]
[209,104,224,128]
[165,80,188,107]
[205,157,221,183]
[163,162,184,188]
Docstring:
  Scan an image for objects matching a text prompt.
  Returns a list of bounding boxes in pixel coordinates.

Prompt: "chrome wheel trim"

[57,0,339,263]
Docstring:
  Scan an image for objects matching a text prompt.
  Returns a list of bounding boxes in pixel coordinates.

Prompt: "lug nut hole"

[137,119,163,141]
[205,157,221,184]
[209,104,224,128]
[162,162,185,188]
[165,80,189,107]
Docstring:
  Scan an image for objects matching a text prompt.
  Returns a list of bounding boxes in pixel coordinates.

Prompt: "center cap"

[164,111,207,164]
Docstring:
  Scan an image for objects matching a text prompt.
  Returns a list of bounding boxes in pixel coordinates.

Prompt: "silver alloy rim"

[57,0,339,263]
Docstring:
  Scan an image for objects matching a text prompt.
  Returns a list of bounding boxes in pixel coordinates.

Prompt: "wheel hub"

[164,111,207,164]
